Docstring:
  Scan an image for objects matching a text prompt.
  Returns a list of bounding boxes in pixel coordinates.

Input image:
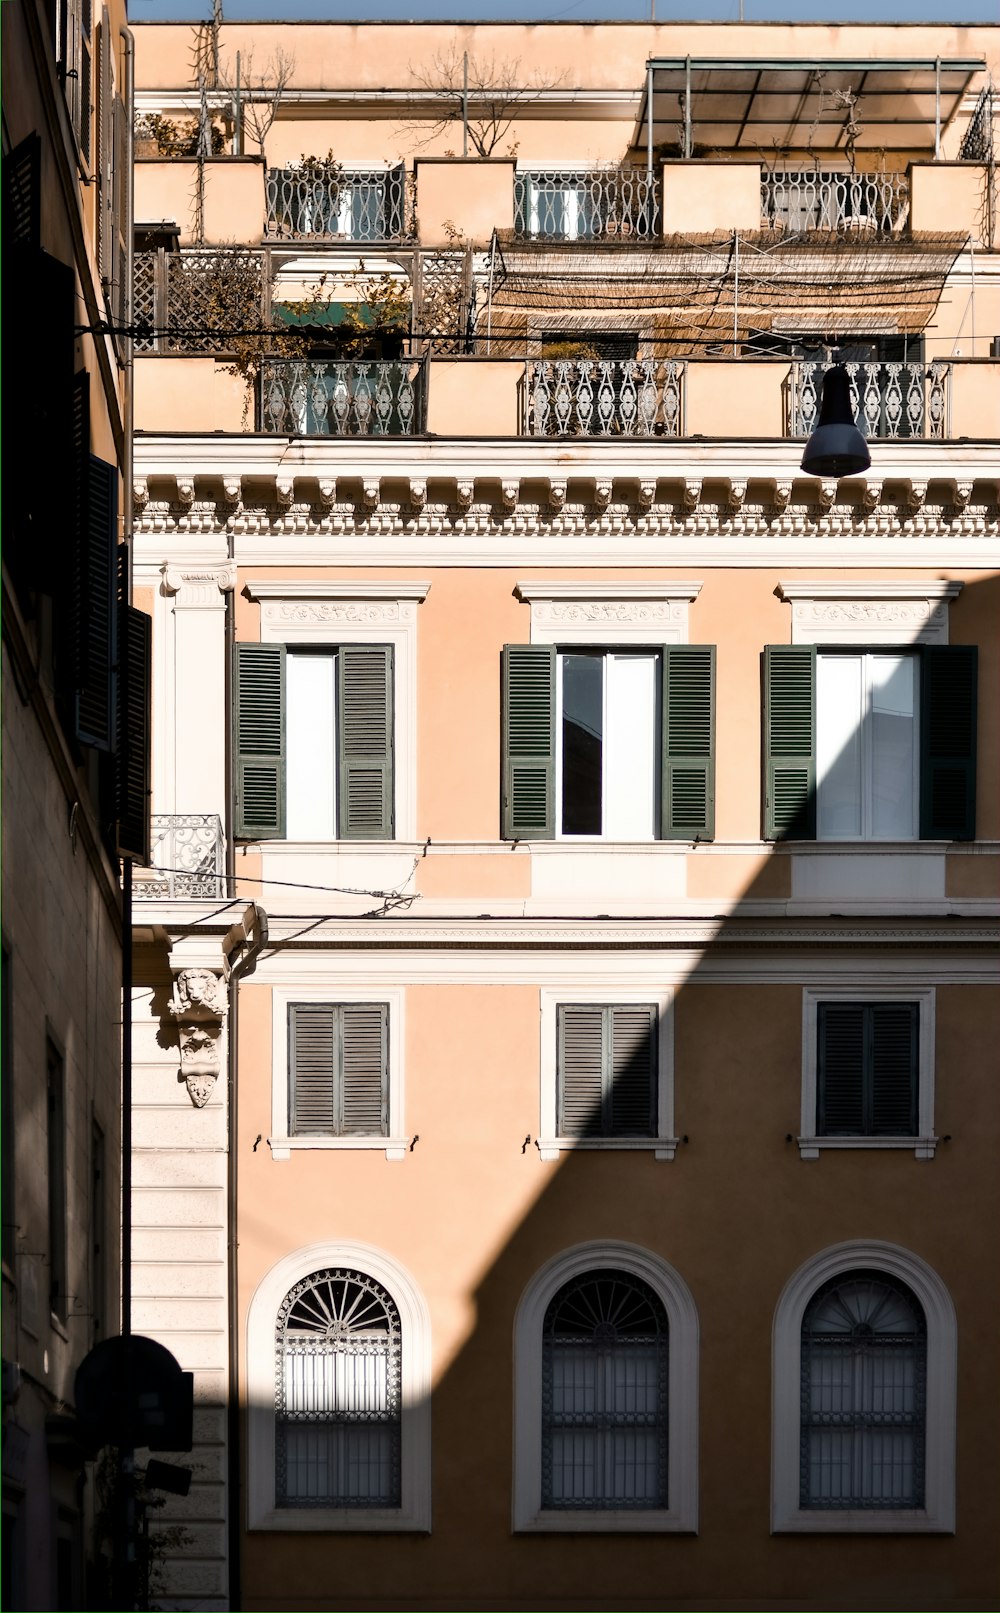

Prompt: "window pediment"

[778,581,963,646]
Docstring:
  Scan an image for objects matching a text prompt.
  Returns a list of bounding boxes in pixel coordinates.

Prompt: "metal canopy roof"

[638,58,985,155]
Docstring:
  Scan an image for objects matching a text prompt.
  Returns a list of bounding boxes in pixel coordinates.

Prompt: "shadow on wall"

[226,572,997,1613]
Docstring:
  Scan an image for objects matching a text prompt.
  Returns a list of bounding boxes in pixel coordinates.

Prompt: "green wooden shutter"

[609,1004,657,1137]
[920,646,977,840]
[289,1004,337,1134]
[75,455,117,750]
[338,645,394,840]
[763,645,816,840]
[817,1003,865,1135]
[661,645,715,840]
[557,1006,604,1137]
[116,556,152,864]
[341,1004,389,1136]
[870,1004,918,1136]
[235,643,285,838]
[502,645,555,840]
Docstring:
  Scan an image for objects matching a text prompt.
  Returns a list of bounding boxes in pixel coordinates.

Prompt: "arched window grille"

[541,1268,668,1510]
[275,1268,401,1508]
[800,1270,926,1510]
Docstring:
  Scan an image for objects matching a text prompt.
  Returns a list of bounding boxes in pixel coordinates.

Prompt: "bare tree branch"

[401,46,565,159]
[217,45,295,167]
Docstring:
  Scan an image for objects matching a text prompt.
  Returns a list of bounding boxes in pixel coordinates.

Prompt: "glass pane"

[870,655,916,839]
[817,654,863,838]
[561,654,603,835]
[605,653,658,839]
[286,651,337,838]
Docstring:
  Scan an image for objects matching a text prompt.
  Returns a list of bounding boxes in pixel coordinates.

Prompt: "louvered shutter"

[74,456,117,750]
[661,645,715,840]
[817,1003,865,1135]
[116,555,152,863]
[341,1004,389,1135]
[869,1004,918,1135]
[235,644,285,838]
[763,645,816,840]
[289,1004,337,1133]
[502,645,555,839]
[5,133,40,252]
[609,1004,657,1136]
[337,645,394,839]
[919,646,977,840]
[557,1006,604,1137]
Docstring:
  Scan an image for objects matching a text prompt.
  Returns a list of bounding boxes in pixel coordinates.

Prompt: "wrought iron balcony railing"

[761,169,909,233]
[136,815,227,900]
[265,163,408,241]
[514,167,661,241]
[523,358,684,437]
[260,358,426,436]
[789,360,950,440]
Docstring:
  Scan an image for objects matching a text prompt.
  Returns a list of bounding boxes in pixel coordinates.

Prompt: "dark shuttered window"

[919,646,977,840]
[116,550,152,863]
[502,644,556,839]
[763,645,816,840]
[289,1003,389,1136]
[338,645,394,839]
[817,1002,919,1137]
[74,454,118,750]
[661,645,715,840]
[557,1004,657,1138]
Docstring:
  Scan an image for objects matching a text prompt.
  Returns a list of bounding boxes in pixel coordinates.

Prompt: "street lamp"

[800,364,871,478]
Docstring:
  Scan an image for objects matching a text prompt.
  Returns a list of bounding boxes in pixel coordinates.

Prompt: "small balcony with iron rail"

[265,162,409,242]
[258,358,427,436]
[522,358,684,437]
[514,167,662,242]
[788,359,952,441]
[760,169,910,234]
[135,816,228,901]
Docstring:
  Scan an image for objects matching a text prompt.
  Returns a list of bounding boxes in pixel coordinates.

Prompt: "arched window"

[772,1241,955,1534]
[800,1271,925,1511]
[276,1268,402,1509]
[542,1269,668,1511]
[513,1242,698,1533]
[247,1243,431,1531]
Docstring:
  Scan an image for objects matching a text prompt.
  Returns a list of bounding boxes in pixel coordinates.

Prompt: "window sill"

[536,1137,679,1162]
[773,1506,952,1535]
[797,1135,938,1161]
[269,1136,411,1162]
[251,1505,429,1533]
[516,1508,694,1534]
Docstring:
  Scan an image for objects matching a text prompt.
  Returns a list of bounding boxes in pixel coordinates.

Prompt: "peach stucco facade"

[128,18,999,1612]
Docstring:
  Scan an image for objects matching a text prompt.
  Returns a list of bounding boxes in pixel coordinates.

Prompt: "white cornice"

[778,582,965,601]
[245,580,431,601]
[516,580,703,602]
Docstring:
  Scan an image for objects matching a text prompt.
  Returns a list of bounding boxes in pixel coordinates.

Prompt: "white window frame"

[246,580,429,842]
[799,987,936,1160]
[513,1241,698,1533]
[554,649,661,843]
[772,1240,956,1534]
[537,989,677,1161]
[247,1242,431,1532]
[816,650,920,843]
[269,986,408,1161]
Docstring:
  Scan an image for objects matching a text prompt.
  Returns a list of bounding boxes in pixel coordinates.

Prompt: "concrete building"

[1,0,140,1604]
[128,20,999,1610]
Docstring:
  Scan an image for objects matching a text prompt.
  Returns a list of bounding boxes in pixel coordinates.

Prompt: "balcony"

[259,358,427,435]
[761,170,909,233]
[523,358,684,437]
[514,167,661,242]
[136,815,226,900]
[789,360,951,441]
[265,163,408,242]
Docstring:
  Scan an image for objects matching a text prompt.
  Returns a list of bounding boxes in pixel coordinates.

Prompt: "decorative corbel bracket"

[771,479,793,512]
[637,480,657,512]
[816,481,837,512]
[221,477,242,508]
[951,481,973,512]
[168,968,228,1108]
[501,481,519,512]
[362,479,380,511]
[175,478,195,508]
[725,480,747,516]
[455,480,474,511]
[677,480,699,515]
[859,481,881,517]
[275,477,294,509]
[593,480,612,512]
[133,478,149,513]
[408,479,427,513]
[547,480,567,513]
[902,481,928,517]
[317,479,336,510]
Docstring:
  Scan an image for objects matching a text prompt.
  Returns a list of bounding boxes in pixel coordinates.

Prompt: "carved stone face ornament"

[169,968,228,1107]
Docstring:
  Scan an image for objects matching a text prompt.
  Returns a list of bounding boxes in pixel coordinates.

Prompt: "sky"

[130,0,999,25]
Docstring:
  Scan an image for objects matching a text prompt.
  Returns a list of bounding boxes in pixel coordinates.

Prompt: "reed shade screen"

[276,1268,401,1508]
[800,1272,926,1509]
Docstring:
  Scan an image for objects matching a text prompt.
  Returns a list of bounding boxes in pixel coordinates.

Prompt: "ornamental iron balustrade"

[524,358,684,437]
[800,1272,926,1510]
[789,360,950,440]
[132,246,265,353]
[275,1269,402,1508]
[260,359,425,436]
[761,170,909,233]
[959,82,995,164]
[266,164,408,241]
[136,815,226,899]
[515,168,661,241]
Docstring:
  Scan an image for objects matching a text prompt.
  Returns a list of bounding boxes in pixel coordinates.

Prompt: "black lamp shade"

[800,364,871,477]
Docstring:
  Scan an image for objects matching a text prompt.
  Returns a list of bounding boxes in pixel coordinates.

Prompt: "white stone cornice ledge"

[245,580,431,602]
[778,582,964,602]
[516,581,703,602]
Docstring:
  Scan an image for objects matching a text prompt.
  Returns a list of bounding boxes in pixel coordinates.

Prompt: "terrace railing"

[761,170,909,233]
[137,815,227,900]
[260,358,426,436]
[789,360,951,440]
[515,167,661,241]
[524,358,684,437]
[266,163,408,241]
